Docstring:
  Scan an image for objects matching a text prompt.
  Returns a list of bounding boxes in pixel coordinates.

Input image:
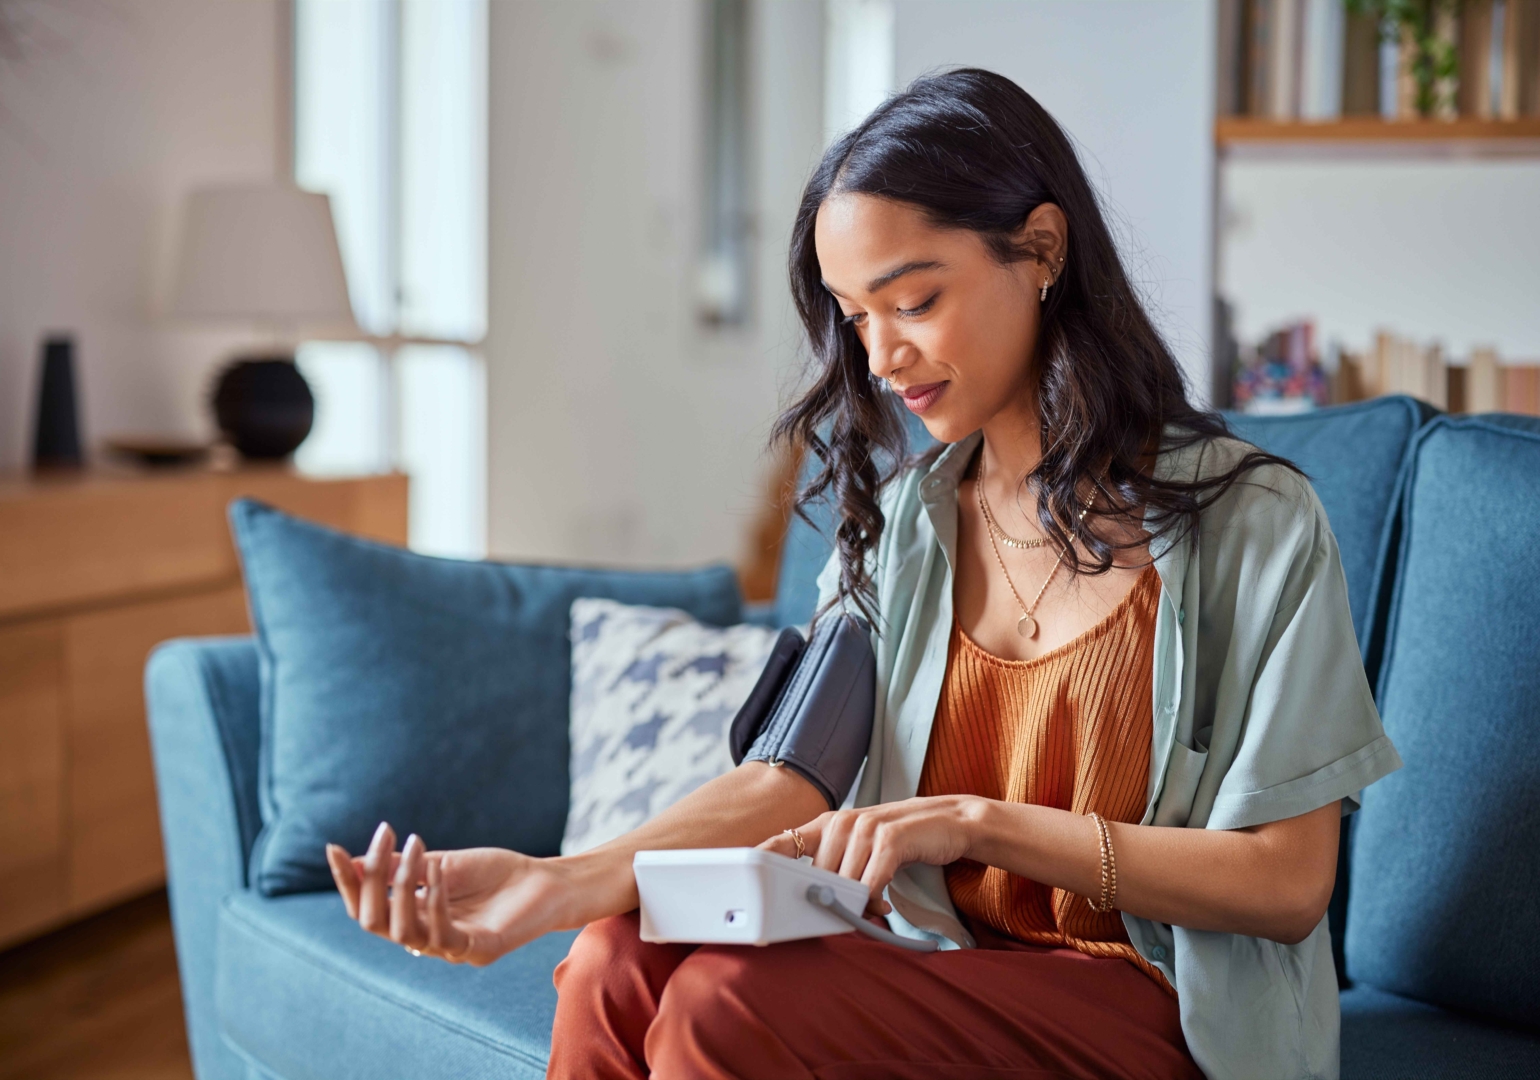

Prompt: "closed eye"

[898,293,938,318]
[841,311,867,327]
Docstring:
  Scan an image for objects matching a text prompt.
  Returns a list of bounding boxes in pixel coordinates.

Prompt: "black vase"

[212,356,315,460]
[33,335,83,469]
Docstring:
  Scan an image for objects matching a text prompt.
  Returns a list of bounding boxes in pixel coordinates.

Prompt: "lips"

[895,381,947,414]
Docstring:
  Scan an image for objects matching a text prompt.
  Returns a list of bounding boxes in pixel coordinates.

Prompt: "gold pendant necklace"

[975,455,1096,639]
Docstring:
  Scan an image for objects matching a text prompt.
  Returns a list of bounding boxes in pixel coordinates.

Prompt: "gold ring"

[406,947,422,957]
[783,828,806,859]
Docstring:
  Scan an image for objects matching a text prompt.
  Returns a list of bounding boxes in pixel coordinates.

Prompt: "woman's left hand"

[758,795,983,915]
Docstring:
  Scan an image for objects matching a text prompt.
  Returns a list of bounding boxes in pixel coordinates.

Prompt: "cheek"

[933,301,1036,389]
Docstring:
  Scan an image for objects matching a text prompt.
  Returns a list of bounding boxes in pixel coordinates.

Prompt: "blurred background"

[0,1,1536,1076]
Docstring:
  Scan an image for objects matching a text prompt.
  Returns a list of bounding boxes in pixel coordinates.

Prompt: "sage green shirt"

[816,430,1402,1080]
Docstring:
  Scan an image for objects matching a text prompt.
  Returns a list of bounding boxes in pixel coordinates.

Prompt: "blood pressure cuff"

[728,613,875,810]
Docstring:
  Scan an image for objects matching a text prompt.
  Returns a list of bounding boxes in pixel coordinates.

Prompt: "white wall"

[485,0,825,567]
[893,0,1218,402]
[0,0,282,468]
[1219,158,1540,360]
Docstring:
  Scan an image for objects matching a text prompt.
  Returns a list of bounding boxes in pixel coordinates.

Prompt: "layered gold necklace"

[975,453,1096,639]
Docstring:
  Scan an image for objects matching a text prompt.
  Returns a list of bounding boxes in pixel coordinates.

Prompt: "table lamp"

[171,182,357,459]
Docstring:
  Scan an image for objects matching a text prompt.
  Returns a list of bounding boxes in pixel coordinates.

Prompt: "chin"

[914,410,975,445]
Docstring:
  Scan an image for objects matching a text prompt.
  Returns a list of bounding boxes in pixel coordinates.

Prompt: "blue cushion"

[229,499,744,895]
[1345,416,1540,1028]
[774,409,937,626]
[1341,985,1540,1079]
[216,890,573,1079]
[1224,395,1435,664]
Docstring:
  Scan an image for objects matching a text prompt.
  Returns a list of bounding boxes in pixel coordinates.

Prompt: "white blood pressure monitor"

[633,848,936,952]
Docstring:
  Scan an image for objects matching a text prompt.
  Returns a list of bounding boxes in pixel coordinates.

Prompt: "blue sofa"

[147,396,1540,1079]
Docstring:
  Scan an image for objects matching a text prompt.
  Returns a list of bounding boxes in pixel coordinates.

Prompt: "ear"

[1013,202,1069,276]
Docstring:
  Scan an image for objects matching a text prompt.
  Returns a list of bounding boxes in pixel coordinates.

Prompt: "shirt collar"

[917,431,982,502]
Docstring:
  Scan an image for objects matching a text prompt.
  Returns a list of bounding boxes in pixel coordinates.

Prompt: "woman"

[327,70,1399,1079]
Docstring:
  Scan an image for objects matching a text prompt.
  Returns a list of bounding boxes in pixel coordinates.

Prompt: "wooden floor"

[0,891,193,1080]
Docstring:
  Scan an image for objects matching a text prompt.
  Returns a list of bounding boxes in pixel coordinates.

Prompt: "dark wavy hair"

[772,68,1297,623]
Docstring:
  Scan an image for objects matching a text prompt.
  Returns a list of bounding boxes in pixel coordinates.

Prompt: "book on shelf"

[1341,7,1382,114]
[1336,335,1538,415]
[1460,0,1498,117]
[1273,0,1305,118]
[1218,0,1540,122]
[1500,0,1540,116]
[1219,0,1248,115]
[1234,323,1539,417]
[1504,364,1540,414]
[1464,347,1503,411]
[1302,0,1347,118]
[1367,331,1449,408]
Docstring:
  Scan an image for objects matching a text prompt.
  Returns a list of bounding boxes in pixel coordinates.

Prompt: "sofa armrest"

[146,636,264,1080]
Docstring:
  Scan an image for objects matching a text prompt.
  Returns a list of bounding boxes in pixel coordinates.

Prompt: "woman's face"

[813,192,1063,444]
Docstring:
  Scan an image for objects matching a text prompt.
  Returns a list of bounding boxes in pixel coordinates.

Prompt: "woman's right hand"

[325,822,616,967]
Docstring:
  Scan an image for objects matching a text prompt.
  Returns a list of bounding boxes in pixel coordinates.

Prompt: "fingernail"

[405,833,422,852]
[364,823,389,869]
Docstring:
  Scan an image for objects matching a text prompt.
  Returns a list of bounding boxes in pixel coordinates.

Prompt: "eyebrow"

[822,259,947,299]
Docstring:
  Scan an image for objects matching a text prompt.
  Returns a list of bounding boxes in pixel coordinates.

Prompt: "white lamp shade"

[171,183,357,332]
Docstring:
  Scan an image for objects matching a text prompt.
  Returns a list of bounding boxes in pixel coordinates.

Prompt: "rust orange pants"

[547,912,1201,1080]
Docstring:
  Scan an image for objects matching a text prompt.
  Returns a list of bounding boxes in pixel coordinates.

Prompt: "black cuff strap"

[729,613,875,810]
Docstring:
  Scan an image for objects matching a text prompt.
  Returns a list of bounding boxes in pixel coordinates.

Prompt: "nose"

[863,320,907,384]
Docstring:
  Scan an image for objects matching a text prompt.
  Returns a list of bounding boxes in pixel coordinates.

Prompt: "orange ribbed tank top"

[917,564,1169,990]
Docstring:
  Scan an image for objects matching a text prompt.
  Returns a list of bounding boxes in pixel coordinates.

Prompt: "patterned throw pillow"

[562,598,780,855]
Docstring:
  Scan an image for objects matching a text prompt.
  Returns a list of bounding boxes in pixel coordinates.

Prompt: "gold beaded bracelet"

[1087,812,1118,914]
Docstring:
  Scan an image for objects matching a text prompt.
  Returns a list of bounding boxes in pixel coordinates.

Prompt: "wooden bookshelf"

[1216,117,1540,158]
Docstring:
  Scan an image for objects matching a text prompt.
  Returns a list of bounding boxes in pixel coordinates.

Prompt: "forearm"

[558,762,829,921]
[963,798,1340,943]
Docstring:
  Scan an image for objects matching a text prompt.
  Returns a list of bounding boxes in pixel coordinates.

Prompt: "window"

[292,0,488,558]
[824,0,895,146]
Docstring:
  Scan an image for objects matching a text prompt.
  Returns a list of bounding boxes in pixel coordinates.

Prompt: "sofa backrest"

[1344,415,1540,1029]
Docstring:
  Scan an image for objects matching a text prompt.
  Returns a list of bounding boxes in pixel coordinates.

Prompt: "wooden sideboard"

[0,466,408,949]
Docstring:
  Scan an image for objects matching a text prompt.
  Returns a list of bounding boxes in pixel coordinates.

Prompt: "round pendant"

[1017,614,1037,638]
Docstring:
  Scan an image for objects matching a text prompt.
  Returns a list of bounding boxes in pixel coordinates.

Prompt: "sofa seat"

[1341,985,1540,1079]
[215,891,574,1080]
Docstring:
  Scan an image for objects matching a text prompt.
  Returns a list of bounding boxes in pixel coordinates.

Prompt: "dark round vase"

[211,356,315,459]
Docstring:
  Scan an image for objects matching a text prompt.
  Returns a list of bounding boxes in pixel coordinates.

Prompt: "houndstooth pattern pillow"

[562,598,780,855]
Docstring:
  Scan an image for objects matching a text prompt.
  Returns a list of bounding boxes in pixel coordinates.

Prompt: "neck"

[978,391,1043,485]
